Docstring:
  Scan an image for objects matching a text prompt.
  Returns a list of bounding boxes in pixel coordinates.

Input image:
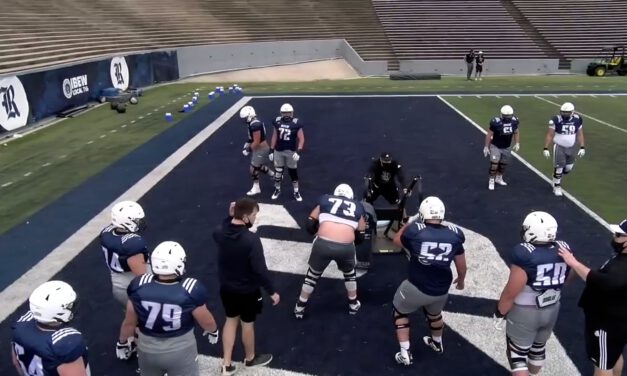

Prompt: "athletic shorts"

[489,144,512,164]
[220,288,263,323]
[585,314,627,370]
[274,149,298,169]
[308,237,356,274]
[392,279,447,316]
[506,303,560,349]
[554,144,578,168]
[251,144,270,168]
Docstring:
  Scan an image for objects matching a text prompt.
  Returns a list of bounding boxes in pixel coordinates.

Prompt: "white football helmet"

[500,105,514,119]
[151,241,186,276]
[240,106,256,123]
[521,211,558,243]
[111,201,145,233]
[280,103,294,114]
[418,196,445,221]
[29,281,77,324]
[333,183,354,200]
[560,102,575,117]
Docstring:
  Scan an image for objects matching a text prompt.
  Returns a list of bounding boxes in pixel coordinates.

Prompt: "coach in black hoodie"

[212,197,280,375]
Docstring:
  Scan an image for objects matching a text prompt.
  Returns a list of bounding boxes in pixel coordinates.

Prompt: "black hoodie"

[212,217,275,295]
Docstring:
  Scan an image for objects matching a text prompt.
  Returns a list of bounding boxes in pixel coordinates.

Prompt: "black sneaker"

[245,353,273,368]
[293,191,303,202]
[221,364,237,375]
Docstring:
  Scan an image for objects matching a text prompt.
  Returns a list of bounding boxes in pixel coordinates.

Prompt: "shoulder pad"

[121,233,139,244]
[519,242,536,253]
[555,240,570,250]
[51,327,82,345]
[17,311,34,323]
[491,117,500,124]
[138,273,154,287]
[414,222,426,231]
[447,224,460,234]
[274,116,281,122]
[102,225,115,234]
[182,278,199,295]
[293,118,299,124]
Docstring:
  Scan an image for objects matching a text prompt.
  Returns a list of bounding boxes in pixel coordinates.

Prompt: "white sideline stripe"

[255,93,627,98]
[534,96,627,135]
[1,182,13,187]
[23,172,32,177]
[437,95,611,231]
[0,96,252,322]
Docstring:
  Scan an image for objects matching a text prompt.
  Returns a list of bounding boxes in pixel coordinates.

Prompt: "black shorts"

[585,314,627,370]
[220,288,263,323]
[476,65,483,73]
[366,184,399,205]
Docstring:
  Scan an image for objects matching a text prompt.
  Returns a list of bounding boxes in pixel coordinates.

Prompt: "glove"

[512,143,520,152]
[116,337,136,360]
[292,152,300,162]
[543,148,550,159]
[493,308,506,331]
[269,150,274,162]
[577,147,586,158]
[483,146,489,158]
[203,329,219,345]
[242,148,250,156]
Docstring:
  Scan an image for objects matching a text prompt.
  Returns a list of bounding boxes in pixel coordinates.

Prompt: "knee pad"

[497,162,507,173]
[528,341,546,367]
[506,336,531,372]
[424,309,444,331]
[553,167,563,179]
[343,269,357,291]
[563,163,574,174]
[274,166,284,182]
[489,162,499,175]
[393,308,410,330]
[250,165,260,179]
[288,168,298,182]
[303,267,322,293]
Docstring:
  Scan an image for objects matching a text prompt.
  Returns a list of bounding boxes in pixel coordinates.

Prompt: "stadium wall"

[399,59,559,76]
[0,51,179,135]
[176,39,388,77]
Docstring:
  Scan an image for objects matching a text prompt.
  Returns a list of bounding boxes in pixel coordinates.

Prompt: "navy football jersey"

[11,311,89,376]
[401,223,466,296]
[489,116,519,149]
[273,117,302,151]
[100,225,148,273]
[549,114,583,147]
[247,119,267,143]
[128,274,209,338]
[510,241,571,292]
[318,194,365,230]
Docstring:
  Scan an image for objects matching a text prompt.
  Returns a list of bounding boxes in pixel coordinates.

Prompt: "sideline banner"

[0,50,179,132]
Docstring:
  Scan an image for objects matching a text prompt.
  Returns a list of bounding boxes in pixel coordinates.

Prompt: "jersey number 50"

[533,262,567,287]
[13,343,44,376]
[141,301,183,331]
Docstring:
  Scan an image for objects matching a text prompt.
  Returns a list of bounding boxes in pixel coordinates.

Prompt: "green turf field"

[442,95,627,223]
[0,76,626,233]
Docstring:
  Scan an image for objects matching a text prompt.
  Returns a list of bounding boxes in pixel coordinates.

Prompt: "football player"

[295,184,366,319]
[543,102,585,196]
[494,211,572,376]
[483,105,520,190]
[269,103,305,201]
[364,152,406,205]
[11,281,90,376]
[391,196,466,365]
[100,200,148,306]
[240,106,274,196]
[117,241,220,376]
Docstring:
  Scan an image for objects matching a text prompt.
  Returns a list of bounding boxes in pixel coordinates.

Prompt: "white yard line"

[534,96,627,135]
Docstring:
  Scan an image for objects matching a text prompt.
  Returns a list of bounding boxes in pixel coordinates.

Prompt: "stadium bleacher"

[0,0,398,74]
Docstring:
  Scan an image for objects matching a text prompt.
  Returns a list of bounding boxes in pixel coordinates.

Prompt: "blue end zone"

[0,96,610,375]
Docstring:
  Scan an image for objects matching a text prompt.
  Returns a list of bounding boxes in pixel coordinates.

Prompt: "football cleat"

[271,188,281,200]
[349,300,361,315]
[423,336,444,354]
[294,303,306,319]
[395,350,413,366]
[293,191,303,202]
[247,184,261,196]
[553,186,563,196]
[488,178,495,191]
[495,175,508,186]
